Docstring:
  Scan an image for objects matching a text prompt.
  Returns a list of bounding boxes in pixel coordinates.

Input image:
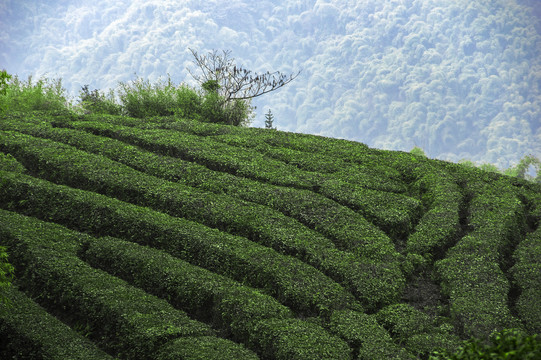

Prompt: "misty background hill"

[1,0,539,169]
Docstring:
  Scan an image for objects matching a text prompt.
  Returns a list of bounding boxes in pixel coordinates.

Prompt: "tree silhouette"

[187,49,300,103]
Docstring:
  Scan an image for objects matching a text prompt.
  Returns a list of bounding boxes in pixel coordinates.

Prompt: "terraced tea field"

[0,112,540,359]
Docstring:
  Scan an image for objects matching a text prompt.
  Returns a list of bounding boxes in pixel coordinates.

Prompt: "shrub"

[200,89,254,126]
[117,75,177,118]
[430,328,541,360]
[410,146,427,157]
[0,74,71,113]
[111,74,254,126]
[170,85,202,119]
[78,85,122,115]
[0,69,12,113]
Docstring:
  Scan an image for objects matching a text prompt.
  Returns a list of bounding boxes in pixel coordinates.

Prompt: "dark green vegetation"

[0,110,540,359]
[0,75,540,359]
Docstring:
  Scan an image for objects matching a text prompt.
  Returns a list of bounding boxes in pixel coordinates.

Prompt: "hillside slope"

[1,111,540,359]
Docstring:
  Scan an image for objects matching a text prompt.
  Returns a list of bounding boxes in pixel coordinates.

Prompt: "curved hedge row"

[406,165,463,260]
[0,170,362,316]
[0,285,113,360]
[0,151,27,173]
[67,119,318,189]
[0,117,417,245]
[510,220,541,334]
[0,210,407,359]
[60,119,419,234]
[0,219,223,359]
[80,235,416,359]
[375,303,460,358]
[1,111,539,359]
[0,208,360,359]
[79,235,293,337]
[435,180,526,339]
[0,129,404,310]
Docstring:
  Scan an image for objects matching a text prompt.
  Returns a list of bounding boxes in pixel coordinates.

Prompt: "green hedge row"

[5,112,419,194]
[318,179,422,240]
[0,131,357,314]
[0,130,403,310]
[172,130,419,242]
[0,285,113,360]
[2,117,418,257]
[0,212,261,360]
[0,208,293,328]
[449,180,526,266]
[0,170,369,316]
[244,317,352,360]
[11,123,362,253]
[436,254,522,340]
[156,337,259,360]
[325,309,414,359]
[63,113,370,167]
[197,131,405,188]
[0,208,94,256]
[102,118,421,237]
[0,208,353,360]
[65,120,318,189]
[510,226,541,334]
[435,180,526,339]
[101,114,410,194]
[58,118,414,226]
[375,303,460,358]
[0,116,213,186]
[84,236,413,359]
[0,223,220,359]
[0,120,405,260]
[153,116,415,189]
[406,167,462,260]
[210,132,346,174]
[41,115,419,244]
[0,151,27,173]
[80,236,293,340]
[75,114,410,187]
[429,328,541,360]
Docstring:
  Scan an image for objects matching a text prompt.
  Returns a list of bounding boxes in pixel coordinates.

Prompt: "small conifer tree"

[265,109,276,129]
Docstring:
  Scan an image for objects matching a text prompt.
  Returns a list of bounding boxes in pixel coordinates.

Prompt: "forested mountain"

[1,0,539,168]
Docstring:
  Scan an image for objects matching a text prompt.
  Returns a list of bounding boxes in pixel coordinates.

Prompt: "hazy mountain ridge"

[0,111,540,359]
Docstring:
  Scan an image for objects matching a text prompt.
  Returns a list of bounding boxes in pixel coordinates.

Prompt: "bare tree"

[187,48,300,102]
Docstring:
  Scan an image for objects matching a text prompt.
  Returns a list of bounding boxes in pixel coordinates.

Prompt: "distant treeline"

[410,146,540,183]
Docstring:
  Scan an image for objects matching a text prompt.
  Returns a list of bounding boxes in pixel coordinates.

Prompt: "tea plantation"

[0,111,540,359]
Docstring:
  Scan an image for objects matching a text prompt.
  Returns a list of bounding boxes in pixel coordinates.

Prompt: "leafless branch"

[187,48,300,102]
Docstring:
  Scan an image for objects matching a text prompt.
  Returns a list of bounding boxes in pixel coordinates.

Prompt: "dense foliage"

[0,72,254,127]
[0,76,540,359]
[430,329,540,359]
